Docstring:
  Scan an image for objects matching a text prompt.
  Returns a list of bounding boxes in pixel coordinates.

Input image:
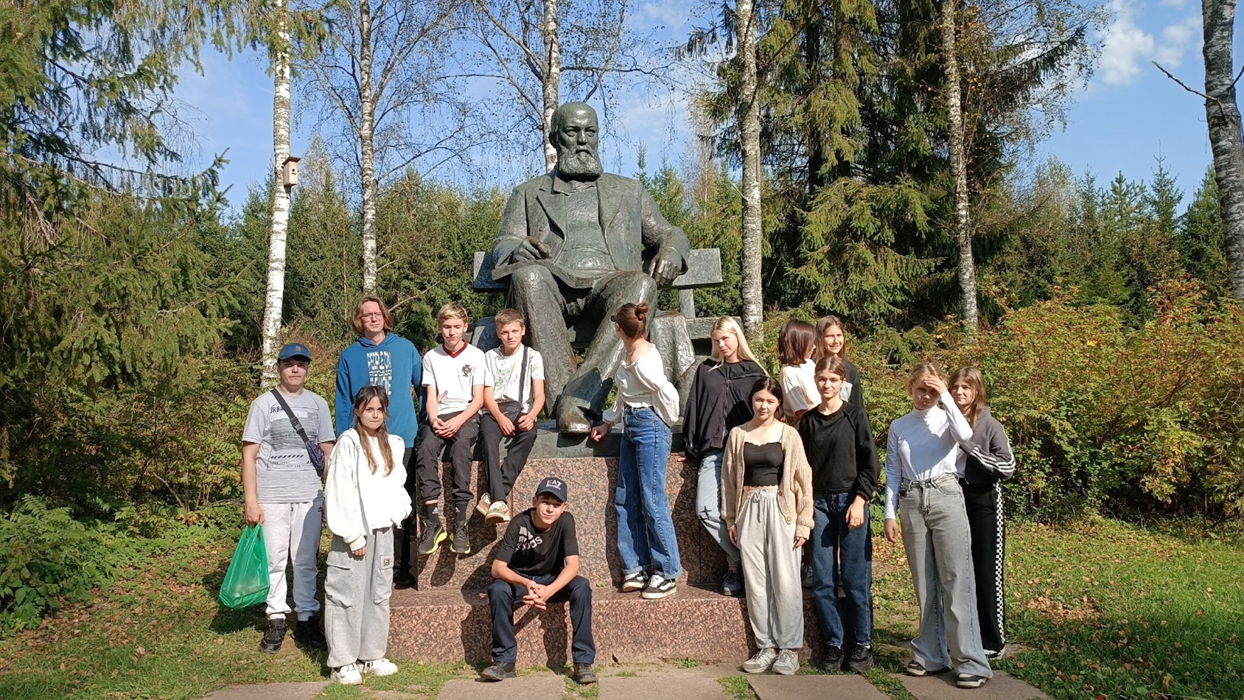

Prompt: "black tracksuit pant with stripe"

[962,482,1005,653]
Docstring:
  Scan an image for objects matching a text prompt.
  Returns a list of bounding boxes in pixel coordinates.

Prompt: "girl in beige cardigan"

[722,377,814,675]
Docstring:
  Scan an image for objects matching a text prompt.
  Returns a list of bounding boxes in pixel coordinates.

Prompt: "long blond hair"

[709,316,761,366]
[353,386,395,475]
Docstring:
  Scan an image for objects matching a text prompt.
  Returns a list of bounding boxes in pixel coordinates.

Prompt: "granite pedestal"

[389,433,828,666]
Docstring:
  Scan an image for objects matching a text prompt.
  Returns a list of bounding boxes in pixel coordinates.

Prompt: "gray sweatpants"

[737,488,804,650]
[325,527,394,668]
[899,474,992,678]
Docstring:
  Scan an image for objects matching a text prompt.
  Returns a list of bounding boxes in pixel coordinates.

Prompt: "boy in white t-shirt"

[477,308,546,525]
[415,303,486,556]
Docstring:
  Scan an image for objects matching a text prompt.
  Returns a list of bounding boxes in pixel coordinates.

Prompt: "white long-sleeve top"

[325,429,413,550]
[884,392,974,519]
[602,345,680,428]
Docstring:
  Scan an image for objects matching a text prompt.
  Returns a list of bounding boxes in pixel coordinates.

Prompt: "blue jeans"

[811,493,873,648]
[488,574,595,665]
[615,407,683,579]
[696,449,741,567]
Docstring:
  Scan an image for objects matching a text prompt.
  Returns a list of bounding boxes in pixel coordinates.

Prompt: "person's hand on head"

[923,375,949,395]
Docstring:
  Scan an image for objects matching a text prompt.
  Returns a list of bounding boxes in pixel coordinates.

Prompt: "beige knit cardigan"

[721,423,815,540]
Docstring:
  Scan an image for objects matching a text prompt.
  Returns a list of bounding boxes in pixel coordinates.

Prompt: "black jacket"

[683,359,768,459]
[960,407,1016,485]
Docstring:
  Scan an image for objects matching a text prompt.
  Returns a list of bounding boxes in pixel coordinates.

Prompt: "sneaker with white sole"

[621,570,648,592]
[956,673,989,689]
[332,663,363,685]
[362,658,398,676]
[485,500,510,524]
[771,649,799,675]
[742,648,778,674]
[641,574,677,599]
[475,493,492,517]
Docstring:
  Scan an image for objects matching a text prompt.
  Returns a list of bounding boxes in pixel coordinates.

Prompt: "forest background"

[0,0,1242,635]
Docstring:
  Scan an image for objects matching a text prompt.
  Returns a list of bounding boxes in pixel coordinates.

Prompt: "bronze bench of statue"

[466,101,724,437]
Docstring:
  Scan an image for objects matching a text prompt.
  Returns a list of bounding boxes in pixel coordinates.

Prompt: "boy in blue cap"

[482,477,596,685]
[242,343,336,653]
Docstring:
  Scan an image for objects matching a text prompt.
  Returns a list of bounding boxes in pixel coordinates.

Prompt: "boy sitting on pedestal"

[482,477,597,685]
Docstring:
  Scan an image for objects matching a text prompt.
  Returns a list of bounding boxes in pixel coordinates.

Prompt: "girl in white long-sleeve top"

[324,386,413,685]
[882,363,993,690]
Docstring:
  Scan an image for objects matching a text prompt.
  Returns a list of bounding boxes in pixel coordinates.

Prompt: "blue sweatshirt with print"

[335,334,423,447]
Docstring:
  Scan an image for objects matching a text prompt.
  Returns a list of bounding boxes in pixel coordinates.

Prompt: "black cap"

[535,476,568,502]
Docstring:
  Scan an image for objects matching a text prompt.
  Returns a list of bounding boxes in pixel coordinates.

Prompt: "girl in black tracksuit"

[949,367,1016,658]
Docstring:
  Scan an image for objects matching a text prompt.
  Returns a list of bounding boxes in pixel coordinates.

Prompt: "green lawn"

[0,516,1239,699]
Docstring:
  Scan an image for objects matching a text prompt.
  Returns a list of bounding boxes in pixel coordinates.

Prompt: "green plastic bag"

[219,525,270,609]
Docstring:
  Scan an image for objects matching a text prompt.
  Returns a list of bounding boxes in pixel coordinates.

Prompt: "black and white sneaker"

[479,662,516,681]
[956,673,989,689]
[641,574,677,599]
[259,617,286,654]
[621,570,648,592]
[906,660,952,676]
[984,647,1004,660]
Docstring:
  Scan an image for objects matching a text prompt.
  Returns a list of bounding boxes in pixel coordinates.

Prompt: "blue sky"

[173,0,1237,213]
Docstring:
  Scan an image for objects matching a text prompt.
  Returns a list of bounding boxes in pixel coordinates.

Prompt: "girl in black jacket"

[814,316,866,413]
[949,367,1016,659]
[683,317,767,597]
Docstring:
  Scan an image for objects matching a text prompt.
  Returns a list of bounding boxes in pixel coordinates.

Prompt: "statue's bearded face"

[553,109,603,180]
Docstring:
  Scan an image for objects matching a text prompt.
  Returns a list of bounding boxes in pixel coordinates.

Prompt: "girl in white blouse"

[590,303,682,600]
[883,363,992,689]
[324,386,413,685]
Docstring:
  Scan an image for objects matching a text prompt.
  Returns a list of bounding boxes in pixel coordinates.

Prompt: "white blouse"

[883,392,974,519]
[602,345,681,428]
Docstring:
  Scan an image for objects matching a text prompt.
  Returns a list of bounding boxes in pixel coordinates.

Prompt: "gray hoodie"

[957,406,1016,485]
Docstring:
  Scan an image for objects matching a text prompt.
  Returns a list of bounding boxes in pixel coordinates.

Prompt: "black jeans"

[414,411,481,508]
[396,447,416,577]
[479,405,539,501]
[488,574,595,665]
[963,481,1006,653]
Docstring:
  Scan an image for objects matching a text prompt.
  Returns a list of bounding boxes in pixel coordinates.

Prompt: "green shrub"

[0,497,116,632]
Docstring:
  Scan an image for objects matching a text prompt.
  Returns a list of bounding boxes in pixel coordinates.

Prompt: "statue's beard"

[558,149,603,180]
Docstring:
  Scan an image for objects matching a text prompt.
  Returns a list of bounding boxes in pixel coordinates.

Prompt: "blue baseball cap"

[278,343,312,362]
[535,476,568,502]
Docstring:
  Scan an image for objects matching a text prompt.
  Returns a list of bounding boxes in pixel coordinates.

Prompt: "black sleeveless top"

[743,442,783,486]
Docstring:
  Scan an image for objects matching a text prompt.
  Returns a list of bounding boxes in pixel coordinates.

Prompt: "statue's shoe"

[557,405,592,435]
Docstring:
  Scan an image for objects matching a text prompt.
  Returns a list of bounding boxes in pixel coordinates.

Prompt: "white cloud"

[1159,0,1187,7]
[1098,0,1202,85]
[1099,0,1155,84]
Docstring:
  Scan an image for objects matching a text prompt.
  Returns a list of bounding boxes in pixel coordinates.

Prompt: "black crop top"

[743,441,784,486]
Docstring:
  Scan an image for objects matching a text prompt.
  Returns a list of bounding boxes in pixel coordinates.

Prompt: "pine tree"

[1179,168,1231,299]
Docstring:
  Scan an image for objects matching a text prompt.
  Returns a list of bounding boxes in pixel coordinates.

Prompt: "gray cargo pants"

[325,527,394,669]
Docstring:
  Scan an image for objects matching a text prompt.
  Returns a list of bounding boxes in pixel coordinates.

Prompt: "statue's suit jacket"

[492,170,691,284]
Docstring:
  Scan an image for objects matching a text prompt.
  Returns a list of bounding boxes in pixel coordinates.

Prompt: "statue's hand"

[650,246,684,286]
[512,237,549,262]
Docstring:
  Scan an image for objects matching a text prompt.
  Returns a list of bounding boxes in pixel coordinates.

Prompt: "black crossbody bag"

[271,390,326,477]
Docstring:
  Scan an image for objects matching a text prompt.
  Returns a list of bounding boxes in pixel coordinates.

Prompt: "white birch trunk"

[1203,0,1244,299]
[541,0,561,172]
[359,0,379,294]
[260,0,292,388]
[943,0,978,331]
[736,0,764,342]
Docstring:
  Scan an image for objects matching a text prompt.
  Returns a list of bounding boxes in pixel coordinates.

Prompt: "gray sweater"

[958,407,1016,485]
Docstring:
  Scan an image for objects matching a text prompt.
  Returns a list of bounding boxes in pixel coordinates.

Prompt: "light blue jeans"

[695,449,741,567]
[615,407,683,580]
[899,473,992,678]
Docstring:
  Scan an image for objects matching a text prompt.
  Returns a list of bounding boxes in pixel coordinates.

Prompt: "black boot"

[449,503,471,555]
[416,504,446,555]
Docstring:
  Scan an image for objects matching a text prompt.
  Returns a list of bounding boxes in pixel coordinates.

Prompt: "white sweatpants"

[737,488,804,650]
[260,497,323,620]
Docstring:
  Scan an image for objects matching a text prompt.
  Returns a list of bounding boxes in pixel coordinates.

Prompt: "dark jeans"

[488,574,596,665]
[396,448,416,577]
[963,482,1006,653]
[414,410,481,508]
[479,406,539,501]
[811,492,873,648]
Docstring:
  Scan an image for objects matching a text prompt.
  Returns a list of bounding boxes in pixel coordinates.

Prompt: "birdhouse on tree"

[282,156,300,188]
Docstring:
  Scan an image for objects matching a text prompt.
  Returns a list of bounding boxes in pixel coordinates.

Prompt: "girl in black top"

[683,317,768,597]
[814,316,866,413]
[949,367,1016,658]
[798,356,880,673]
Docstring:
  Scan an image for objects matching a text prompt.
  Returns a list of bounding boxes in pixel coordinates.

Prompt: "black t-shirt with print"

[494,509,579,578]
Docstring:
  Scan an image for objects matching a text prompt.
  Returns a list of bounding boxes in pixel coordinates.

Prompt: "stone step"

[599,675,728,700]
[897,671,1049,700]
[437,676,565,700]
[414,455,725,591]
[388,585,828,667]
[748,674,890,700]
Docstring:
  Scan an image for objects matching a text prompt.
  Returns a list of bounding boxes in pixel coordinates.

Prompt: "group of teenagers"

[239,295,1016,690]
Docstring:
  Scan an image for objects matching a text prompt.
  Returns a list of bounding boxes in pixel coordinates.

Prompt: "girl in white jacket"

[324,385,413,685]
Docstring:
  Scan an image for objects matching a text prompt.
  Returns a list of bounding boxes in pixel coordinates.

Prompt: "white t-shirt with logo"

[422,343,486,416]
[484,345,545,414]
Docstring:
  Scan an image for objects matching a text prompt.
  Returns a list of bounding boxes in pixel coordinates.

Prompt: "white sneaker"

[332,663,363,685]
[476,493,492,517]
[771,649,799,675]
[363,658,398,676]
[742,648,778,674]
[641,574,677,599]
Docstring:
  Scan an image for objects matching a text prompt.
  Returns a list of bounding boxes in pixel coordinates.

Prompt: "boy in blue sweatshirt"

[335,296,423,586]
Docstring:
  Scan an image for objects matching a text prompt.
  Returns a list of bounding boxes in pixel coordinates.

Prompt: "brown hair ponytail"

[613,302,650,339]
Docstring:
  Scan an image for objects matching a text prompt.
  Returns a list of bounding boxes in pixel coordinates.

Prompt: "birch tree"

[260,0,294,386]
[1200,0,1244,299]
[942,0,978,332]
[303,0,463,295]
[735,0,764,340]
